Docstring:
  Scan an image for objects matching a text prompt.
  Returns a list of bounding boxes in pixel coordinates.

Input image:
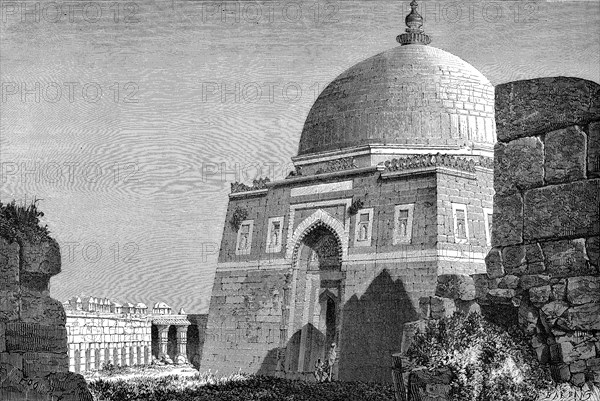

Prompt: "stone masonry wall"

[65,312,152,373]
[397,77,599,400]
[1,234,93,400]
[484,77,600,386]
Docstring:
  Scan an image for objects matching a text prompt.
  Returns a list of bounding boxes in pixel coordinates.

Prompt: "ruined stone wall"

[65,312,152,373]
[484,77,600,386]
[1,234,92,400]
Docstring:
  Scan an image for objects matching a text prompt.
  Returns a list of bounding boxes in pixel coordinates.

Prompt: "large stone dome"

[297,45,495,157]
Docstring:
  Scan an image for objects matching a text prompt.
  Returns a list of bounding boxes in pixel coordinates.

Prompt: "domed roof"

[297,45,495,157]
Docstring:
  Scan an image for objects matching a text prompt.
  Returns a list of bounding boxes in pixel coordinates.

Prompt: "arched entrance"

[284,224,343,377]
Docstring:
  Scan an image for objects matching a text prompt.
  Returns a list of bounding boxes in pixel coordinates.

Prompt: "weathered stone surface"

[541,301,569,320]
[492,193,524,246]
[570,360,587,373]
[518,302,539,334]
[0,238,20,292]
[587,236,599,267]
[0,323,5,353]
[400,320,426,354]
[485,248,504,279]
[524,181,600,241]
[550,363,571,382]
[502,245,525,269]
[435,274,476,300]
[567,276,600,304]
[551,282,567,302]
[526,243,545,263]
[488,288,516,304]
[588,121,600,178]
[499,275,519,289]
[494,138,544,195]
[526,262,546,274]
[564,303,600,330]
[530,285,551,303]
[495,77,600,142]
[418,297,430,320]
[560,341,596,363]
[543,239,596,278]
[520,274,550,290]
[545,126,587,184]
[20,238,61,276]
[455,300,481,315]
[471,273,489,300]
[430,296,456,319]
[0,291,20,322]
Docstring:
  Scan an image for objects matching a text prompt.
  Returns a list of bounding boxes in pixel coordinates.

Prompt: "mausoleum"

[201,1,496,383]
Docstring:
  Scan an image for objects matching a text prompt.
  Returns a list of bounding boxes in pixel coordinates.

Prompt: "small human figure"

[323,343,337,382]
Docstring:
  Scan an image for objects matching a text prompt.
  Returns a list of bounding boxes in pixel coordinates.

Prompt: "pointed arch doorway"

[283,224,344,378]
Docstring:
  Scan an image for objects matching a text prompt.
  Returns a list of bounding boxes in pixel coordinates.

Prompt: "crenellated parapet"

[382,153,493,174]
[230,177,270,194]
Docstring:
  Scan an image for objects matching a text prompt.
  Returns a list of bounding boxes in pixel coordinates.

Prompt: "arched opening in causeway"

[283,224,343,378]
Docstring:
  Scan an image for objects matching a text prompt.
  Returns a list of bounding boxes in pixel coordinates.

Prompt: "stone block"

[551,282,567,301]
[543,239,596,278]
[19,293,66,326]
[5,322,67,353]
[535,344,550,364]
[571,373,586,386]
[520,274,550,290]
[418,297,430,320]
[400,320,426,354]
[499,275,519,289]
[560,341,596,363]
[487,288,515,304]
[587,236,599,267]
[0,323,4,353]
[526,243,545,264]
[525,262,546,274]
[530,285,551,303]
[541,301,569,321]
[492,193,523,246]
[494,138,544,195]
[430,297,456,319]
[0,291,19,322]
[524,181,600,241]
[20,238,61,276]
[454,300,481,315]
[502,245,525,269]
[570,360,587,373]
[485,248,504,279]
[550,363,571,382]
[0,238,20,292]
[495,77,600,142]
[545,126,587,184]
[518,302,539,334]
[564,304,600,330]
[589,121,600,178]
[471,273,489,300]
[567,276,600,305]
[435,274,476,300]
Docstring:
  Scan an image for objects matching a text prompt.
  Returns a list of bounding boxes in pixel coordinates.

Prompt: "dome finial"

[397,0,431,46]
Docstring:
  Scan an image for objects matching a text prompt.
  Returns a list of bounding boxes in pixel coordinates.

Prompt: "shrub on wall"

[0,198,49,241]
[229,207,248,231]
[406,312,553,401]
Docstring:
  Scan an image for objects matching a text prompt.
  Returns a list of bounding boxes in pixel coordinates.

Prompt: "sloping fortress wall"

[0,234,93,400]
[485,77,600,385]
[64,311,152,373]
[62,299,202,372]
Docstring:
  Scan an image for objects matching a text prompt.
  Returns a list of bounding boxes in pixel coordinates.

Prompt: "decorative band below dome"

[397,32,431,46]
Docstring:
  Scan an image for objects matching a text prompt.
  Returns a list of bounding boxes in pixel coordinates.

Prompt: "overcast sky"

[1,0,599,313]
